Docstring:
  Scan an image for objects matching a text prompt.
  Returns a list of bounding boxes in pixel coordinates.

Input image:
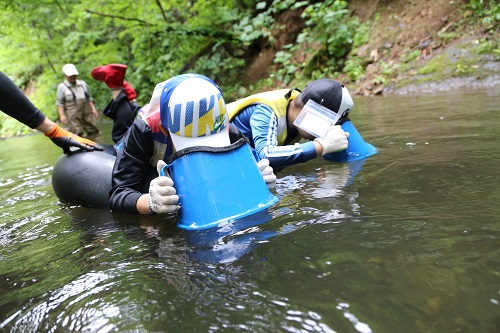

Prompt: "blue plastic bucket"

[324,120,378,162]
[165,138,278,230]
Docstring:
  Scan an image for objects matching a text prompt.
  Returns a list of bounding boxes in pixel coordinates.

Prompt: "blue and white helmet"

[160,74,230,150]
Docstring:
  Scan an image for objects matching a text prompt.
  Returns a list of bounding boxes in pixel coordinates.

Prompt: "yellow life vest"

[227,89,300,145]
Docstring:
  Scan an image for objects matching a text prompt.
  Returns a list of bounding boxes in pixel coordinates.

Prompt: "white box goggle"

[293,99,340,138]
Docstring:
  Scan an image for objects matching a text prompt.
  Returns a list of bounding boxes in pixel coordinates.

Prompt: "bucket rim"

[166,137,250,163]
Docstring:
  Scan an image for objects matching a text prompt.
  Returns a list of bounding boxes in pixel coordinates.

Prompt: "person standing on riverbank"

[56,64,100,137]
[0,70,102,153]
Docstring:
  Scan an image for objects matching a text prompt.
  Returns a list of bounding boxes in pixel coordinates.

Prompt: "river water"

[0,88,498,332]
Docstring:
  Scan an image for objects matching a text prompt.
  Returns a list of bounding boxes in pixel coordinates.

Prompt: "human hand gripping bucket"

[323,120,378,162]
[293,105,377,162]
[163,139,278,230]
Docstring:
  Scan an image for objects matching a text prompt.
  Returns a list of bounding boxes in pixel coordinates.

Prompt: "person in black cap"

[227,78,353,168]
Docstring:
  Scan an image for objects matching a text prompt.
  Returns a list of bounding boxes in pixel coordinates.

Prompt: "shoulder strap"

[64,81,90,100]
[78,80,90,99]
[63,83,77,101]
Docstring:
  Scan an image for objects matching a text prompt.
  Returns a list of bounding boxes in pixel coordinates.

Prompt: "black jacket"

[103,90,141,143]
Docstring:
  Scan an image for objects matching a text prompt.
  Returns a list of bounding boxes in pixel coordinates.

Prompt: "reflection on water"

[1,90,499,332]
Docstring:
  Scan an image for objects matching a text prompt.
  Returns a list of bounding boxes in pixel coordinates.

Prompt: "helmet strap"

[284,88,301,100]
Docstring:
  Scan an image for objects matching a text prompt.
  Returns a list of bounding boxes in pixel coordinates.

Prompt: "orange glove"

[45,124,103,154]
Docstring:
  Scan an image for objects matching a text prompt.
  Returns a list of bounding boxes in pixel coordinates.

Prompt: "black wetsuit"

[0,71,46,129]
[102,90,141,143]
[109,117,244,214]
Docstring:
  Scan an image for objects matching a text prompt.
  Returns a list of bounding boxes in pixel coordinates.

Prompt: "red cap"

[90,64,127,89]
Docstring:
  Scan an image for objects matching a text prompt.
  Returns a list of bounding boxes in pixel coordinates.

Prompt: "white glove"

[257,158,276,186]
[148,160,180,214]
[314,125,350,156]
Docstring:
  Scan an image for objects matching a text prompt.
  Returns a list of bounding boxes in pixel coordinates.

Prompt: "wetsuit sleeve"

[109,119,157,214]
[103,91,140,143]
[248,104,318,168]
[0,71,46,129]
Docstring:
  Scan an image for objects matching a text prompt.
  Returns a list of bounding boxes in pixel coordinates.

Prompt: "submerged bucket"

[165,138,278,230]
[324,120,378,162]
[184,209,276,264]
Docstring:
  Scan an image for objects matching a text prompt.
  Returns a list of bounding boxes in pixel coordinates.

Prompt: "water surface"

[0,89,499,332]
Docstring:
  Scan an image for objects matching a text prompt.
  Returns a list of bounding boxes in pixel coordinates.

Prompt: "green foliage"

[416,54,451,75]
[454,63,476,75]
[400,49,421,63]
[466,0,500,27]
[273,47,300,85]
[341,19,374,83]
[371,75,386,85]
[298,0,358,73]
[0,115,33,138]
[343,58,364,83]
[233,7,275,44]
[0,0,243,112]
[472,38,500,60]
[437,29,460,42]
[1,0,494,138]
[352,20,371,49]
[468,0,485,12]
[380,61,399,77]
[468,0,500,23]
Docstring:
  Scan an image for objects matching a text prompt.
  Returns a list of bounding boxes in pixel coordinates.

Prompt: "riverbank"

[384,36,500,95]
[345,0,500,96]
